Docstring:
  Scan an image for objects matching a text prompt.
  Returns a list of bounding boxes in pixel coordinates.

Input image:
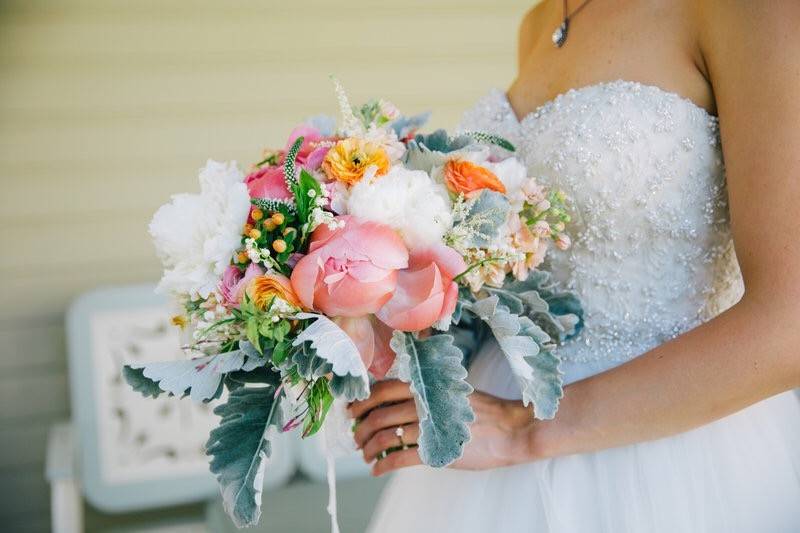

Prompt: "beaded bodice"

[459,80,744,368]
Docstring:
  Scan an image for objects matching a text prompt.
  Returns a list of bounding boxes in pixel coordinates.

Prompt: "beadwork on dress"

[458,80,744,365]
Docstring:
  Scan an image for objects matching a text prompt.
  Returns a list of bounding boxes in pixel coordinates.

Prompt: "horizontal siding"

[0,0,529,529]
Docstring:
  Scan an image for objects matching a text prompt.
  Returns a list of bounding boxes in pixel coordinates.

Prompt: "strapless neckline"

[497,79,718,126]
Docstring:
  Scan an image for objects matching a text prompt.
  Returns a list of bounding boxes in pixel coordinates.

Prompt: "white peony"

[346,165,453,248]
[149,160,251,299]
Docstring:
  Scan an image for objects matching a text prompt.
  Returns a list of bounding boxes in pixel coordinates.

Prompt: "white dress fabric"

[367,81,800,533]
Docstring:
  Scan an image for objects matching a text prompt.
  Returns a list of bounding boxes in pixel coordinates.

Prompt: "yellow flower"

[322,138,390,185]
[246,274,303,310]
[170,315,188,329]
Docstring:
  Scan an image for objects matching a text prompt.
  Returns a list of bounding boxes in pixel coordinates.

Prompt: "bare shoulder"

[696,0,800,52]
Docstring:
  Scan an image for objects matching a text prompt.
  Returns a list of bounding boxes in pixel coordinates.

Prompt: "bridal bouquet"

[124,80,582,528]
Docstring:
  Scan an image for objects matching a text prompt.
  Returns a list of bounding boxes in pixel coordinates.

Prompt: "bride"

[348,1,800,532]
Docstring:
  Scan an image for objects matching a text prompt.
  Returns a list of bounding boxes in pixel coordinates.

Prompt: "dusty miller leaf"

[389,332,474,467]
[292,313,369,381]
[125,349,266,403]
[206,382,282,528]
[463,295,563,419]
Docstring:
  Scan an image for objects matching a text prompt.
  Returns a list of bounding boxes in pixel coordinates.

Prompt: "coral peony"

[290,216,408,317]
[376,244,466,331]
[334,316,396,379]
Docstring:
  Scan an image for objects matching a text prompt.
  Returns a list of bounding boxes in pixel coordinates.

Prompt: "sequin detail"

[458,80,744,364]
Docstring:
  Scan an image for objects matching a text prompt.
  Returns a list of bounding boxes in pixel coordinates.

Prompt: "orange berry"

[251,208,264,221]
[243,223,253,235]
[248,228,262,239]
[271,212,285,225]
[237,252,249,263]
[272,239,287,253]
[263,220,277,231]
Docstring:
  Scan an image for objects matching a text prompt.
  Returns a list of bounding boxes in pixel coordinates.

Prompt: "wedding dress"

[367,81,800,533]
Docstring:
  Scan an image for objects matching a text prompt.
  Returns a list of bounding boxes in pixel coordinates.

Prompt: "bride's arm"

[534,0,800,458]
[349,1,800,476]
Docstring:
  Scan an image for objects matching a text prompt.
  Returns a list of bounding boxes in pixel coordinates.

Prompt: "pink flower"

[245,166,292,201]
[335,316,396,379]
[286,125,332,171]
[290,216,409,317]
[219,263,264,307]
[376,244,466,331]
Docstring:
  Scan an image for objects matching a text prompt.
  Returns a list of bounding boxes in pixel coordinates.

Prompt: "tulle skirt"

[367,342,800,533]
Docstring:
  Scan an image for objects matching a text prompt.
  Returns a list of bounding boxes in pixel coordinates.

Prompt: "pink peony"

[219,263,264,307]
[290,216,409,317]
[245,165,292,201]
[376,244,466,331]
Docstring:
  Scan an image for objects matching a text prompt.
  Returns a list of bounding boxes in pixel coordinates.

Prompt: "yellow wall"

[0,0,530,529]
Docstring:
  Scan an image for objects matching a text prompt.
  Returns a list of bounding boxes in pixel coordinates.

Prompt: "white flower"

[149,160,250,298]
[483,157,529,210]
[346,165,453,248]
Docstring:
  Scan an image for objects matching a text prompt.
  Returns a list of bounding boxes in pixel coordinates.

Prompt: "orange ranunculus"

[443,159,507,196]
[321,138,390,185]
[246,273,304,310]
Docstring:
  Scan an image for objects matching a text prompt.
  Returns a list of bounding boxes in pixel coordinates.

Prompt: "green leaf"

[283,135,304,189]
[389,332,474,467]
[206,383,283,528]
[462,130,516,152]
[463,295,563,419]
[122,366,164,399]
[302,378,334,437]
[246,318,262,354]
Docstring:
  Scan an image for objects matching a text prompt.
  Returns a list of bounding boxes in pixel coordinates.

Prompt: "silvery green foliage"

[493,271,584,343]
[124,349,266,403]
[292,313,369,400]
[403,129,478,174]
[463,295,563,420]
[452,190,511,248]
[389,111,431,140]
[206,382,282,528]
[122,366,164,398]
[412,129,474,153]
[388,332,474,467]
[288,342,367,401]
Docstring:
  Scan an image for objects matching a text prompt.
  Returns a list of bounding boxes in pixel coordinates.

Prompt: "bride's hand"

[348,379,536,476]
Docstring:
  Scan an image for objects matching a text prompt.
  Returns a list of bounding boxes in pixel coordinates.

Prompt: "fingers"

[353,399,417,449]
[372,447,422,477]
[348,380,411,420]
[362,423,420,463]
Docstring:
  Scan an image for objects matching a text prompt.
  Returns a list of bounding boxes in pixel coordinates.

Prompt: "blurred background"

[0,1,531,531]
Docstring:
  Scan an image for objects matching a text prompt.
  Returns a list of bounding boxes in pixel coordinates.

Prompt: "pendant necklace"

[552,0,596,48]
